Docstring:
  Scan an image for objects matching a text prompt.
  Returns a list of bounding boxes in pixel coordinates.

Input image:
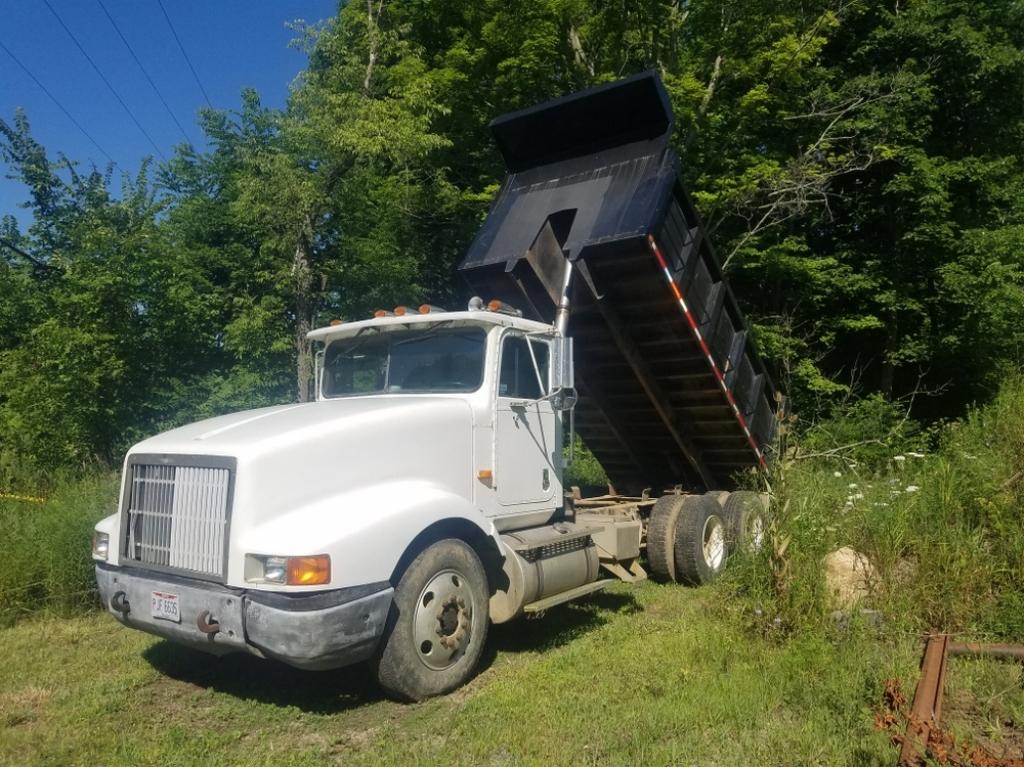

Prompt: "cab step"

[523,579,611,613]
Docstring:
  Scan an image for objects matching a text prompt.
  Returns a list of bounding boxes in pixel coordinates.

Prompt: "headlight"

[245,554,330,586]
[92,531,110,560]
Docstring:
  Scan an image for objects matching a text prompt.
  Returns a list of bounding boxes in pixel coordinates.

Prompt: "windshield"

[321,327,487,397]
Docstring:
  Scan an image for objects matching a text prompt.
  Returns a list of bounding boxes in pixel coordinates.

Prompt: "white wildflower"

[854,492,864,500]
[905,485,920,493]
[908,451,925,459]
[833,471,843,478]
[893,455,906,463]
[848,483,858,489]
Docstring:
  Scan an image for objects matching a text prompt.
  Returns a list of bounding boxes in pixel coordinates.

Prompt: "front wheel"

[373,539,489,702]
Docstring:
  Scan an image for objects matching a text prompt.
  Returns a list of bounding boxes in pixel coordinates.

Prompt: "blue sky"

[1,0,338,228]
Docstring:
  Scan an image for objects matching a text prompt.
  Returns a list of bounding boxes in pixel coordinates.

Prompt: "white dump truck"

[92,72,780,701]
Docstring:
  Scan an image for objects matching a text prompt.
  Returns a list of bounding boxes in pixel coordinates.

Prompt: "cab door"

[495,333,560,507]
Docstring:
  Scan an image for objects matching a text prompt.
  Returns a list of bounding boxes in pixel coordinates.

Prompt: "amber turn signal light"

[287,555,331,586]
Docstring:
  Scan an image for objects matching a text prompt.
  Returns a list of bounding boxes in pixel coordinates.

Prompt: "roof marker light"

[419,304,446,314]
[373,309,394,318]
[487,299,523,317]
[329,319,344,326]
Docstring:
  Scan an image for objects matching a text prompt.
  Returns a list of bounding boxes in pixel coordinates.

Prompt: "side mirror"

[549,336,576,411]
[314,348,325,399]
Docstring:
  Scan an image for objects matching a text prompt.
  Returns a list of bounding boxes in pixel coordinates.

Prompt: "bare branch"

[363,0,385,92]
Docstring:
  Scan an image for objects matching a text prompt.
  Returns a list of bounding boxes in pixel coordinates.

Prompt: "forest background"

[2,0,1023,473]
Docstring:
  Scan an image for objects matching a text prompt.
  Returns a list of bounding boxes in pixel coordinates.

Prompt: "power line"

[41,0,166,160]
[94,0,193,145]
[155,0,213,108]
[0,38,116,165]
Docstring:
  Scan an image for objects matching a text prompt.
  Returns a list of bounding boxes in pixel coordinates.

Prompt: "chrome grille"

[123,461,232,579]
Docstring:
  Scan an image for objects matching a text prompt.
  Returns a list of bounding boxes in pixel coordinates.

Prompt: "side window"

[498,336,550,399]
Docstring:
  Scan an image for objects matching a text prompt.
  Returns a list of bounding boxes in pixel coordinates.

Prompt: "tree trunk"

[880,317,897,397]
[293,224,315,403]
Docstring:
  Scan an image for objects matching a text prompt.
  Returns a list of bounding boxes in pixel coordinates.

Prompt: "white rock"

[823,547,876,609]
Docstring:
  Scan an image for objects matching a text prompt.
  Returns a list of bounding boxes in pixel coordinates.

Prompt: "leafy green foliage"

[2,0,1024,468]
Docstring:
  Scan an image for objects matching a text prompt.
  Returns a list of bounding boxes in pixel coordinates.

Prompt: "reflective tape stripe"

[647,234,766,467]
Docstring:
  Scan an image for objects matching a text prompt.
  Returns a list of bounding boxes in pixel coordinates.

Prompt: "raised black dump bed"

[458,72,780,493]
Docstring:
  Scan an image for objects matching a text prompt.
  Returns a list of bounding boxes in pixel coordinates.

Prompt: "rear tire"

[673,494,729,585]
[723,491,768,554]
[646,494,687,581]
[373,539,489,702]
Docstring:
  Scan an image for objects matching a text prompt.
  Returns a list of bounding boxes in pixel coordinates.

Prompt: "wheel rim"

[413,568,475,671]
[702,515,726,571]
[749,515,766,552]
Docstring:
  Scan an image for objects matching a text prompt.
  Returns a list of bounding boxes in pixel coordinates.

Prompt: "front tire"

[373,539,489,702]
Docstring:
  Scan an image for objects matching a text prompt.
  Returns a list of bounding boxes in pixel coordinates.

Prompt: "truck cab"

[93,304,588,700]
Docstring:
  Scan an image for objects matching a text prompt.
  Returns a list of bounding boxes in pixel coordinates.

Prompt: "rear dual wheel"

[647,494,729,585]
[722,491,768,554]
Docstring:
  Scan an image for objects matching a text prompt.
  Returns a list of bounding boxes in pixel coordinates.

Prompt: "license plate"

[150,591,180,623]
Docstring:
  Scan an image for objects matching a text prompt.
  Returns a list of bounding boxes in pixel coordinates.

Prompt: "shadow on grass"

[143,642,385,714]
[142,589,640,713]
[480,589,641,672]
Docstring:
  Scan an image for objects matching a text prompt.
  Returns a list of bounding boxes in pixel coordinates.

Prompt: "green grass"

[0,580,917,767]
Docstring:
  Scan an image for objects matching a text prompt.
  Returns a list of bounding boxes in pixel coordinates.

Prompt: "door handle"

[542,469,550,490]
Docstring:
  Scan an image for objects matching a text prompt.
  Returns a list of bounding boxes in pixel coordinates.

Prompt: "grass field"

[2,381,1022,765]
[0,579,923,767]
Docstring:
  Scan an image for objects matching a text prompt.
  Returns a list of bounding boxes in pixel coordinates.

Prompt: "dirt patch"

[877,677,1024,767]
[0,685,51,727]
[945,686,1024,762]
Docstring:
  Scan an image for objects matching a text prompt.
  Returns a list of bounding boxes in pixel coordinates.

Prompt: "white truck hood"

[128,397,460,459]
[118,394,479,584]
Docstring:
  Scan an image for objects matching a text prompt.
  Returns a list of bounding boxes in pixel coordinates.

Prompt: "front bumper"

[95,564,393,670]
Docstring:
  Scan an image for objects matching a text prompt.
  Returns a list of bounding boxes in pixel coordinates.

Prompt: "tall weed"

[0,472,118,625]
[736,374,1024,639]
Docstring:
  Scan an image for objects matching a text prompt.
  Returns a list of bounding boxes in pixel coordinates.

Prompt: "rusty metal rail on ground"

[899,635,1024,766]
